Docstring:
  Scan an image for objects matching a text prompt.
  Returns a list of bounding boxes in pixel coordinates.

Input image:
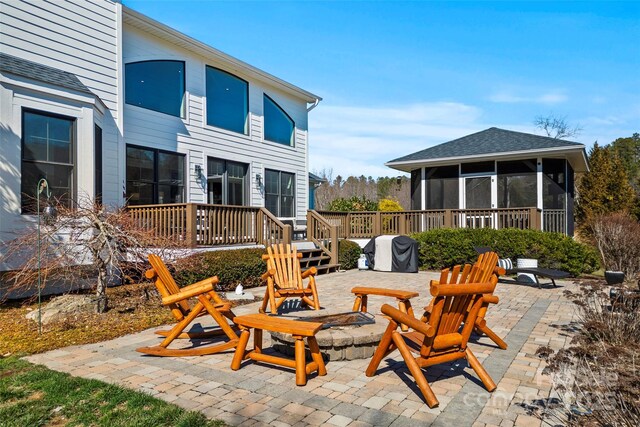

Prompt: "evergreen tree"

[576,143,636,234]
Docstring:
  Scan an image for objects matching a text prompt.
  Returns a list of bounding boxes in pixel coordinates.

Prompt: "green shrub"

[411,228,600,276]
[173,248,265,291]
[328,196,377,212]
[339,239,362,270]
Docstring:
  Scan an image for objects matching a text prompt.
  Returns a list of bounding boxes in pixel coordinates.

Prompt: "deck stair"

[294,242,339,275]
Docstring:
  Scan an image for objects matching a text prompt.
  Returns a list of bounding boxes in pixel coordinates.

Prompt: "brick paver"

[26,269,580,426]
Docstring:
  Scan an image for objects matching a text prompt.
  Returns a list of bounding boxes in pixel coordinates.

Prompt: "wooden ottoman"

[231,314,327,386]
[351,287,419,332]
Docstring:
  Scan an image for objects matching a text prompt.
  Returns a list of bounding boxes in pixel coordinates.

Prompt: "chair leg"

[259,288,270,314]
[231,329,251,370]
[200,296,238,340]
[352,295,362,311]
[159,302,204,347]
[366,321,397,377]
[269,285,278,314]
[475,319,507,350]
[392,332,439,408]
[294,337,307,386]
[465,347,496,392]
[307,337,327,376]
[309,279,320,310]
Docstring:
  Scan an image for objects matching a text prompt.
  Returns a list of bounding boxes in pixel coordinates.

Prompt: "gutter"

[307,98,321,112]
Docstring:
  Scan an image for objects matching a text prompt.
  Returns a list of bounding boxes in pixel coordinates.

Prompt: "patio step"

[303,263,340,274]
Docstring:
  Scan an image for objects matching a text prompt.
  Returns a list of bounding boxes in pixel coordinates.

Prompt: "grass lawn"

[0,356,223,427]
[0,282,243,426]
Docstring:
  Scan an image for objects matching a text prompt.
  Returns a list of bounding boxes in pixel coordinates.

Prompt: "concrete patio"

[26,269,579,427]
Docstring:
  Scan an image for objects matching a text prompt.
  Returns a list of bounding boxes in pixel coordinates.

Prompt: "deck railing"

[128,203,291,247]
[543,209,566,234]
[306,210,339,265]
[315,207,547,238]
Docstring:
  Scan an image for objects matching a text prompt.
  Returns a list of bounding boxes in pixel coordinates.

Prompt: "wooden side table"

[231,314,327,386]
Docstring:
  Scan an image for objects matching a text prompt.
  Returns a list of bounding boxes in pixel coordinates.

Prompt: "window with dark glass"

[125,60,185,117]
[425,165,459,209]
[264,95,294,146]
[265,169,295,217]
[460,161,495,175]
[207,158,248,205]
[543,159,566,209]
[206,66,248,134]
[21,110,75,212]
[126,146,184,205]
[497,159,537,208]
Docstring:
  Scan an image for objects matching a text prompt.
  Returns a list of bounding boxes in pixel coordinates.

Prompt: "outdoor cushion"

[498,258,513,270]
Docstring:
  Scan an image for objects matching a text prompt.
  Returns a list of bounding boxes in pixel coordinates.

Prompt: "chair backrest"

[147,254,190,319]
[262,244,303,290]
[422,274,497,355]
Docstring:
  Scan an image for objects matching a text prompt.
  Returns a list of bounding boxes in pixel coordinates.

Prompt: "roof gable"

[388,127,584,164]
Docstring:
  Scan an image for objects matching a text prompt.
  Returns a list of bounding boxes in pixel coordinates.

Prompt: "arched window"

[206,66,248,134]
[264,94,294,146]
[125,60,185,117]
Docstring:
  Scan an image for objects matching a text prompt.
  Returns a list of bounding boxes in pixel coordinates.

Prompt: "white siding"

[123,26,310,220]
[0,0,121,241]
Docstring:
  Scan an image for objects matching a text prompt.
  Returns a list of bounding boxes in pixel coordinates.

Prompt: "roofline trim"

[385,145,587,168]
[122,6,322,104]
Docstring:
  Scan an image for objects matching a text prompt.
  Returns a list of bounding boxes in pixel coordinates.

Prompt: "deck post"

[283,224,292,246]
[374,212,382,235]
[185,203,198,247]
[329,224,339,265]
[256,209,264,245]
[444,209,452,228]
[399,213,407,235]
[528,208,540,230]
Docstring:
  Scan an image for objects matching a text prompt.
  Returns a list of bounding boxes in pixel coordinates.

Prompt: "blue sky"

[125,0,640,178]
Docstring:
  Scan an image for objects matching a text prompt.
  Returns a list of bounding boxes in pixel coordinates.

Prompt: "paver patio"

[27,269,579,426]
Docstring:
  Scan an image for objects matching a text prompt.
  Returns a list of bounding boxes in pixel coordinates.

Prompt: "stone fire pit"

[270,311,386,361]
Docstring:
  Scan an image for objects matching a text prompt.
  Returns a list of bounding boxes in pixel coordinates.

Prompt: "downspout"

[307,98,321,112]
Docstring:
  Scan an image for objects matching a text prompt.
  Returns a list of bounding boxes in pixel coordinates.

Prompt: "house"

[0,0,321,245]
[386,127,589,235]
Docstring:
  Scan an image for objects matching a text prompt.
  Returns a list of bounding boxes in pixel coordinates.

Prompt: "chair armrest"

[261,268,276,281]
[301,267,317,278]
[381,304,435,337]
[482,295,499,305]
[493,266,506,276]
[161,277,218,306]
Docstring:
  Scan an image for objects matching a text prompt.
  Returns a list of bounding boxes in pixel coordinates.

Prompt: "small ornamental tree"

[378,198,403,212]
[1,196,183,313]
[327,196,377,212]
[575,143,635,236]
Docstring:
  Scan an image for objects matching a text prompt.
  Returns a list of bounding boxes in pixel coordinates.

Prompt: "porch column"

[536,158,543,231]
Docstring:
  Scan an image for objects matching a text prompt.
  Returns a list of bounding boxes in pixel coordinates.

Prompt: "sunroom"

[386,127,589,236]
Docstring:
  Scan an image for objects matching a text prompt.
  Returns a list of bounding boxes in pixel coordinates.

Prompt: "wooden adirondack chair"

[260,244,320,314]
[136,254,239,357]
[366,270,499,408]
[421,251,507,350]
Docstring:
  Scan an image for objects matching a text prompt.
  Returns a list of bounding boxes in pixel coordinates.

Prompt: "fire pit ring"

[270,311,386,361]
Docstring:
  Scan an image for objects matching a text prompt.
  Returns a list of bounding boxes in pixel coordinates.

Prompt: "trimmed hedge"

[173,248,265,291]
[411,228,600,276]
[339,240,362,270]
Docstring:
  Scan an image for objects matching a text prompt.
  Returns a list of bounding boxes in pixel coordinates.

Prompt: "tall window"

[206,66,248,134]
[207,158,248,205]
[264,95,294,146]
[265,170,295,217]
[126,145,184,205]
[497,159,537,208]
[425,165,458,209]
[21,110,75,212]
[125,60,185,117]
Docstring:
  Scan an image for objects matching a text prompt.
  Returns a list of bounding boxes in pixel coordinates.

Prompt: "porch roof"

[386,127,589,173]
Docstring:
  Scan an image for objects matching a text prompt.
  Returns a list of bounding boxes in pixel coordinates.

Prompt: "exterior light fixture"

[194,164,203,178]
[256,173,263,187]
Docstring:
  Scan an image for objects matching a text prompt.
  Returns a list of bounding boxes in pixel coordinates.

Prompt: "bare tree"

[1,195,184,313]
[534,114,582,140]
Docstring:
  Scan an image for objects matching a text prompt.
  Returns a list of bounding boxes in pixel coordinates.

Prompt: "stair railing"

[256,208,292,247]
[306,210,339,265]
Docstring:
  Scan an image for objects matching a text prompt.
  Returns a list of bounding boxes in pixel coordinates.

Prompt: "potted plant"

[590,213,640,289]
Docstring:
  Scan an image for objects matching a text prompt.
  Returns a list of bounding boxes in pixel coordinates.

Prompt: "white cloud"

[489,90,568,104]
[308,102,486,178]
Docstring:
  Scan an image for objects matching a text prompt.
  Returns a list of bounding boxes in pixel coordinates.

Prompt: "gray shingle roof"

[308,172,325,183]
[0,52,93,95]
[388,127,584,164]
